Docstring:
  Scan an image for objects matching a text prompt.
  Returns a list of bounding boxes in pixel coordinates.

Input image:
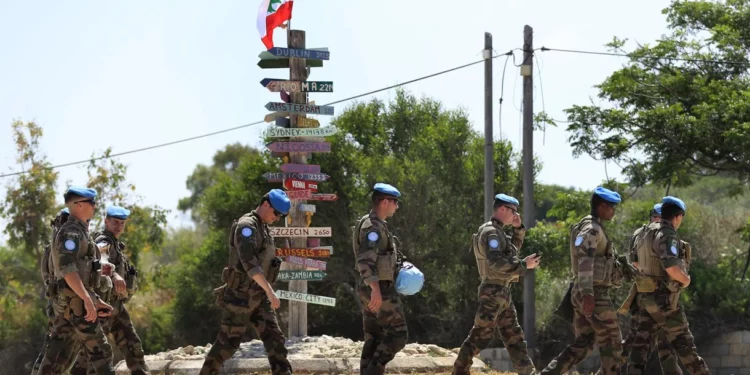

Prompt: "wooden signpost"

[285,255,327,271]
[264,101,316,123]
[280,163,321,173]
[276,290,336,307]
[297,117,320,128]
[278,270,327,282]
[285,189,313,200]
[270,227,332,237]
[261,79,334,93]
[284,178,318,191]
[309,193,338,201]
[267,47,331,60]
[265,102,335,116]
[299,204,316,213]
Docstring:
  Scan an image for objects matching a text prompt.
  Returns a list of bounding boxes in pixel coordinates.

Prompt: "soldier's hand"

[84,298,98,322]
[583,294,595,317]
[511,213,522,228]
[524,254,541,269]
[95,299,113,318]
[112,274,127,296]
[369,289,382,313]
[267,290,281,309]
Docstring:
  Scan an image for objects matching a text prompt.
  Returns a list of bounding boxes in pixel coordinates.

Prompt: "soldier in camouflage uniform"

[452,194,539,375]
[38,186,115,375]
[31,208,79,375]
[627,196,711,375]
[70,206,148,375]
[614,203,683,375]
[352,183,408,375]
[541,186,624,375]
[199,189,291,375]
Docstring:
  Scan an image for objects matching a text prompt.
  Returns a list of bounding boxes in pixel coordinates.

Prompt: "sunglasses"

[75,199,96,206]
[272,208,285,218]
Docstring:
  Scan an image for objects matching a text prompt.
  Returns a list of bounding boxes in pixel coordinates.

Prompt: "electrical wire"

[540,47,750,65]
[1,51,514,179]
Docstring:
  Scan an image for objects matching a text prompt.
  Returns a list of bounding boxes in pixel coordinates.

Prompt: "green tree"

[563,0,750,189]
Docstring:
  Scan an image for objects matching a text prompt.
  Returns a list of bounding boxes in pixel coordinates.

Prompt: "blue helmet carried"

[395,262,424,296]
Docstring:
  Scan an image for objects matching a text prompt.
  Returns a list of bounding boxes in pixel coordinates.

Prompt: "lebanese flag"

[257,0,294,50]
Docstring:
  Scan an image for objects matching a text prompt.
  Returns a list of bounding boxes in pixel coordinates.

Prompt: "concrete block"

[704,356,721,369]
[729,343,750,356]
[721,355,741,368]
[711,344,730,356]
[739,368,750,375]
[743,331,750,344]
[717,368,739,375]
[724,331,744,344]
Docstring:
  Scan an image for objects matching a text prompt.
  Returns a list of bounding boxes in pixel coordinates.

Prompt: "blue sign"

[260,78,286,87]
[268,47,330,61]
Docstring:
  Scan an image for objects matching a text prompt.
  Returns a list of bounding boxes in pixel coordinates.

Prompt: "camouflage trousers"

[31,300,79,375]
[38,296,114,375]
[200,291,291,375]
[358,281,408,375]
[70,303,149,375]
[452,283,534,375]
[627,291,711,375]
[541,285,623,375]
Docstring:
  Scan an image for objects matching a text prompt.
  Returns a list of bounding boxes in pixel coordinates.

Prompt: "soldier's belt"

[481,278,512,287]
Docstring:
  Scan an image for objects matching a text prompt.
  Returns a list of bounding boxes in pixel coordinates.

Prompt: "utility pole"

[483,32,493,221]
[287,29,308,337]
[521,25,536,351]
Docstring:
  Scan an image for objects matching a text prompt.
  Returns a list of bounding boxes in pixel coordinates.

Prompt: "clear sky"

[0,0,671,237]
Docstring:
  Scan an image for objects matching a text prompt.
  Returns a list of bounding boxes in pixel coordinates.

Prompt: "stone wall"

[479,330,750,375]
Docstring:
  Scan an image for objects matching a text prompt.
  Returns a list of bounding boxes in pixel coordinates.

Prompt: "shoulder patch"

[489,239,499,249]
[64,239,76,251]
[241,227,253,237]
[367,231,379,242]
[575,236,584,246]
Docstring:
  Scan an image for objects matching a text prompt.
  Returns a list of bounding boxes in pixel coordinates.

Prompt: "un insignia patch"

[64,240,76,251]
[670,245,678,255]
[367,232,379,242]
[489,239,499,249]
[575,236,584,246]
[241,227,253,237]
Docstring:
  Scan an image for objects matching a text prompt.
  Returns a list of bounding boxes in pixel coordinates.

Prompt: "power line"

[540,46,750,65]
[1,50,515,179]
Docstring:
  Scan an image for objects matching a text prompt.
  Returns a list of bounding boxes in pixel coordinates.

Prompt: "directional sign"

[268,142,331,153]
[275,117,290,128]
[270,227,332,237]
[264,101,316,123]
[285,189,313,200]
[299,204,316,213]
[276,290,335,306]
[257,59,323,69]
[280,164,321,173]
[265,127,338,138]
[265,102,335,116]
[285,255,327,270]
[259,47,328,60]
[297,117,320,128]
[278,270,327,281]
[284,178,319,191]
[267,47,331,60]
[309,193,339,201]
[276,248,332,257]
[263,172,330,182]
[264,80,334,93]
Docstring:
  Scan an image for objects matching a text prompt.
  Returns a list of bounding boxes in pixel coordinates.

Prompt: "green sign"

[278,270,327,281]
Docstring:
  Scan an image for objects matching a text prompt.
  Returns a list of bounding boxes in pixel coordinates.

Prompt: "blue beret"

[395,262,424,296]
[593,186,621,204]
[268,189,291,215]
[61,207,70,214]
[662,196,686,213]
[494,193,519,206]
[65,186,97,199]
[106,206,131,220]
[373,183,401,198]
[652,203,662,215]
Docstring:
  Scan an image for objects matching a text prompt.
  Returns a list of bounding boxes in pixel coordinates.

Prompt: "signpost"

[264,101,316,123]
[265,127,338,138]
[297,117,320,127]
[267,47,331,60]
[280,164,321,173]
[299,204,316,213]
[270,227,332,237]
[265,102,335,116]
[285,255,327,270]
[262,79,334,93]
[276,290,336,307]
[285,189,313,200]
[276,248,332,257]
[284,178,318,191]
[263,172,329,182]
[268,142,331,153]
[278,270,327,281]
[257,58,323,69]
[309,193,338,201]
